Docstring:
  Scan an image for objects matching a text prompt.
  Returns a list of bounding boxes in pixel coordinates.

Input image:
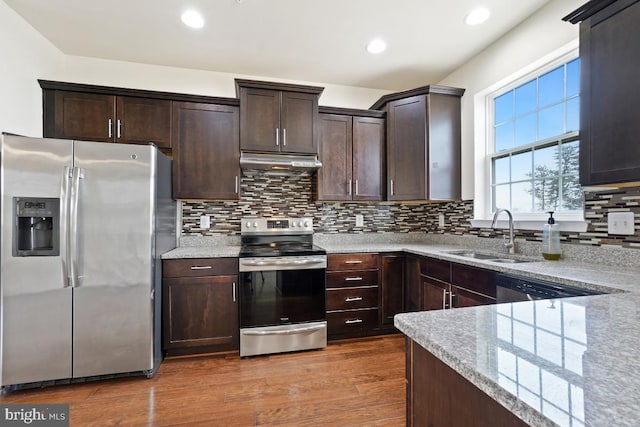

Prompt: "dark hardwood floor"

[0,335,406,426]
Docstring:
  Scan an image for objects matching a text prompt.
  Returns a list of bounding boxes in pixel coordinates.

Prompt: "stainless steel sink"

[445,250,497,260]
[445,250,534,263]
[489,258,531,264]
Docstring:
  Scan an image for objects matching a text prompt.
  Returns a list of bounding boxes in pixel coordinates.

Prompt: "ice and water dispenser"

[13,197,60,256]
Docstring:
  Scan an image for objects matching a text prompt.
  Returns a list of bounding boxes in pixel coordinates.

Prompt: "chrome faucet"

[491,208,515,254]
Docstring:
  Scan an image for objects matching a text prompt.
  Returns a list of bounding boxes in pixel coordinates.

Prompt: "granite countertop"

[395,293,640,426]
[162,245,240,259]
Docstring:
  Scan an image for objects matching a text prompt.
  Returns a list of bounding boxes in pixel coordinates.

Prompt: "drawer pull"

[344,296,363,302]
[345,319,363,325]
[344,260,363,264]
[190,265,213,270]
[345,276,363,281]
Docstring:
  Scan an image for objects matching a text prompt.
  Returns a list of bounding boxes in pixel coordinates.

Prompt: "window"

[490,57,582,217]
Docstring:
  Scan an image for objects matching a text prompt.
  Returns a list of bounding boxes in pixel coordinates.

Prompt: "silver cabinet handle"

[355,180,359,195]
[344,260,363,264]
[235,176,239,194]
[390,179,394,196]
[442,289,448,310]
[108,119,113,138]
[345,319,363,325]
[283,128,286,146]
[348,179,352,196]
[344,296,363,302]
[449,291,455,309]
[117,119,122,138]
[232,281,236,303]
[190,265,212,270]
[345,277,363,281]
[276,128,280,146]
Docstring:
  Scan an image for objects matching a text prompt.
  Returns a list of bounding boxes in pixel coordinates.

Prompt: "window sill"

[470,219,588,232]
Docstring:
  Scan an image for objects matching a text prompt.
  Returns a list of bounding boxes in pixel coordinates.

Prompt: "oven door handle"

[242,325,326,336]
[242,258,325,267]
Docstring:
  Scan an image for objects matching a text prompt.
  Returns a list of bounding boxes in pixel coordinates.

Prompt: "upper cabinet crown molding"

[234,79,324,97]
[369,85,466,111]
[38,80,239,106]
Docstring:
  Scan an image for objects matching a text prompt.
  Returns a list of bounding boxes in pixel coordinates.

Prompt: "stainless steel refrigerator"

[0,134,176,390]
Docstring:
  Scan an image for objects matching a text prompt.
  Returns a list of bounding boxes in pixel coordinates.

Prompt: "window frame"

[472,42,586,230]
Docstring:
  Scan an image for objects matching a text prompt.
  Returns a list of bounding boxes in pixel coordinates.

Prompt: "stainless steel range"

[238,217,327,357]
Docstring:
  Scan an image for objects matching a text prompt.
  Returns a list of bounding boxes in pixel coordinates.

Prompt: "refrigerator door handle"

[60,166,72,287]
[69,166,84,288]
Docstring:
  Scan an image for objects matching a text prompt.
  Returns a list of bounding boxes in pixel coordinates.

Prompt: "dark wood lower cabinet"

[380,253,404,327]
[406,338,527,427]
[162,258,239,356]
[404,255,422,312]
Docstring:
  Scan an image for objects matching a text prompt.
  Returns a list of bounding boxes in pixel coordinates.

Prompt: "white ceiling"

[5,0,551,91]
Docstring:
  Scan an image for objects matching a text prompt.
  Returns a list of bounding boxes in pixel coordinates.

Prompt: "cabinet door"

[353,116,385,201]
[580,0,640,185]
[427,93,461,200]
[172,102,240,200]
[404,256,422,312]
[50,91,115,142]
[387,96,426,200]
[116,96,172,148]
[239,87,280,152]
[163,275,238,354]
[317,114,352,200]
[450,285,495,309]
[280,91,318,154]
[421,276,449,311]
[380,254,404,326]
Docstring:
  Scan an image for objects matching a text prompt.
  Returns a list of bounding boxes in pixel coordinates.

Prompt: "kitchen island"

[395,293,640,426]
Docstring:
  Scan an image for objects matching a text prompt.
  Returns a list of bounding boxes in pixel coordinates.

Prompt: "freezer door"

[71,141,156,378]
[0,135,73,386]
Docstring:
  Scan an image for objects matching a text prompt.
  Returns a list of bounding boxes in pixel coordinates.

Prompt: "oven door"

[239,266,326,328]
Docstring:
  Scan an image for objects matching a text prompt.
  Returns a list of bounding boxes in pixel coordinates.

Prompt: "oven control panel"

[241,217,313,234]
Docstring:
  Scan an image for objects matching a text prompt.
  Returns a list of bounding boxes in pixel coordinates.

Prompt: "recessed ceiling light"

[367,39,387,54]
[465,7,491,26]
[181,10,204,29]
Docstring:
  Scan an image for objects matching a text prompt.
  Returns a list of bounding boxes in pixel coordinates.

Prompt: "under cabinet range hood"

[240,152,322,175]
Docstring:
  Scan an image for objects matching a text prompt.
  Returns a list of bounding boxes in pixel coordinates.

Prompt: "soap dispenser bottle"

[542,211,561,260]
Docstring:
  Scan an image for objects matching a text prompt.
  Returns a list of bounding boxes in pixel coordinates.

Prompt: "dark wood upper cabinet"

[236,79,323,155]
[47,91,115,142]
[317,109,385,201]
[564,0,640,185]
[317,113,352,200]
[43,90,171,149]
[115,96,171,148]
[375,85,464,201]
[172,102,240,200]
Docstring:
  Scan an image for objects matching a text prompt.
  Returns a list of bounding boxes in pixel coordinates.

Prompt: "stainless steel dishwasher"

[495,272,603,303]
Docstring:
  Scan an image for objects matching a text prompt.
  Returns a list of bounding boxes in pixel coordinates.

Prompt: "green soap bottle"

[542,211,561,260]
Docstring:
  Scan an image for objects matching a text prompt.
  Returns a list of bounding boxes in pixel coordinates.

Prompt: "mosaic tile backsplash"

[181,173,640,250]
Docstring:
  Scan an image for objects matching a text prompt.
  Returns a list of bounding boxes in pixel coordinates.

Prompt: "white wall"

[438,0,584,200]
[0,1,64,136]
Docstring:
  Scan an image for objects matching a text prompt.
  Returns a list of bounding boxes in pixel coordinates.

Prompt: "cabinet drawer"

[451,262,496,298]
[420,257,450,282]
[326,270,378,288]
[327,309,378,336]
[163,258,238,278]
[327,253,378,271]
[327,286,378,311]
